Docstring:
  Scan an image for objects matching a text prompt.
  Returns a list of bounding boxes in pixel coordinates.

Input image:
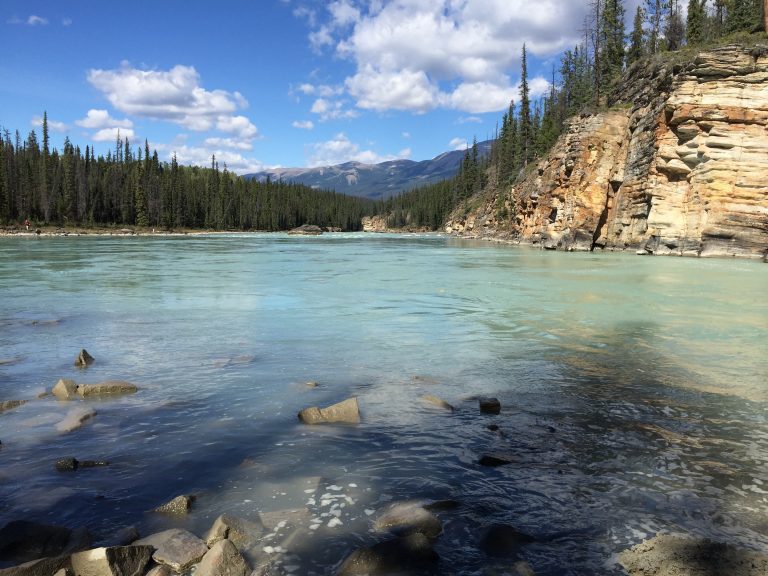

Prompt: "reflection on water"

[0,234,767,575]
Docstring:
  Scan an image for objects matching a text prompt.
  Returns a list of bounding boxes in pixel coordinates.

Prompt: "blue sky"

[1,1,642,174]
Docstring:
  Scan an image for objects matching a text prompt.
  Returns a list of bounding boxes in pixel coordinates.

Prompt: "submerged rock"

[0,521,71,563]
[478,453,518,467]
[421,394,454,411]
[56,407,96,433]
[152,494,196,515]
[77,381,138,398]
[373,501,443,540]
[337,533,439,576]
[298,397,360,424]
[0,400,27,414]
[288,224,323,235]
[204,514,265,550]
[54,458,109,472]
[74,349,95,368]
[618,534,768,576]
[479,524,536,557]
[479,397,501,415]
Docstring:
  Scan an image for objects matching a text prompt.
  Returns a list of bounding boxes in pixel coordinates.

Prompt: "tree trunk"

[763,0,768,32]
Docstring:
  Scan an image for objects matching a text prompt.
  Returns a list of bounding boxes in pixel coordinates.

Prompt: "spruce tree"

[687,0,706,44]
[728,0,761,32]
[628,6,646,64]
[600,0,626,90]
[519,44,532,166]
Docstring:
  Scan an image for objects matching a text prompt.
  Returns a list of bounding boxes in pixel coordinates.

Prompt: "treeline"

[375,0,766,231]
[0,118,375,231]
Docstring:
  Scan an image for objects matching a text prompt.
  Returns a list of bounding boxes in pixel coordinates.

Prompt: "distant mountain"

[246,140,492,200]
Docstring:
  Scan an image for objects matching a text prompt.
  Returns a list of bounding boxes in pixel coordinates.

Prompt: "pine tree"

[600,0,626,90]
[519,44,532,166]
[645,0,667,54]
[687,0,706,44]
[728,0,761,32]
[135,164,148,227]
[666,0,685,49]
[628,6,646,64]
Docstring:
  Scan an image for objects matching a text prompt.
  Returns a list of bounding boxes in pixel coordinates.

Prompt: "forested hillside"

[0,121,375,231]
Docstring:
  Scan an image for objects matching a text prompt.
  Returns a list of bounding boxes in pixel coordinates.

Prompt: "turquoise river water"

[0,233,767,575]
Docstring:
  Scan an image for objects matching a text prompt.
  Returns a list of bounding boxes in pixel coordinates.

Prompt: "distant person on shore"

[24,218,30,231]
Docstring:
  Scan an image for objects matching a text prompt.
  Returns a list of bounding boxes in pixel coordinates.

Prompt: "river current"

[1,233,766,575]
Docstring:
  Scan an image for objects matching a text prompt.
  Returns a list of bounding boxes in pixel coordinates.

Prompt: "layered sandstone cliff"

[447,44,768,260]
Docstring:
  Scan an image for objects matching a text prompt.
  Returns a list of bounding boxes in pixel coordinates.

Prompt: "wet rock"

[259,508,312,531]
[298,397,360,425]
[373,501,443,540]
[287,224,323,235]
[0,400,27,414]
[61,527,91,555]
[195,539,250,576]
[55,458,109,472]
[304,381,320,389]
[204,514,265,550]
[152,494,195,515]
[69,545,153,576]
[74,349,95,368]
[134,529,208,573]
[618,534,768,576]
[0,556,71,576]
[99,526,140,548]
[478,453,518,467]
[479,397,501,415]
[52,379,78,401]
[0,520,72,563]
[479,524,536,558]
[421,394,454,411]
[56,407,97,433]
[422,499,460,512]
[337,533,439,576]
[77,381,138,398]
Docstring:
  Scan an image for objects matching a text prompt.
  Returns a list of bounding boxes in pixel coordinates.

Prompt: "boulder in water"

[0,400,27,414]
[288,224,323,235]
[56,407,96,433]
[373,501,443,540]
[337,533,439,576]
[74,349,95,368]
[77,381,138,398]
[52,379,78,401]
[152,494,195,515]
[298,397,360,424]
[479,524,536,557]
[195,539,250,576]
[70,545,153,576]
[479,397,501,414]
[422,394,454,411]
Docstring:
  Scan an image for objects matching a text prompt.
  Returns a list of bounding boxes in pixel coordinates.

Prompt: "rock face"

[450,44,768,260]
[69,545,153,576]
[298,397,360,424]
[134,529,208,573]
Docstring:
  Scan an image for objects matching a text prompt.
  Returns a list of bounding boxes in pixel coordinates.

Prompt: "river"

[0,233,766,575]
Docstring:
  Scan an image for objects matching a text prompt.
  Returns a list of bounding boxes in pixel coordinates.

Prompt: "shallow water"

[0,233,767,574]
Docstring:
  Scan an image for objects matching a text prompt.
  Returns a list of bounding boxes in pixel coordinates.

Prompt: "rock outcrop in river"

[446,44,768,260]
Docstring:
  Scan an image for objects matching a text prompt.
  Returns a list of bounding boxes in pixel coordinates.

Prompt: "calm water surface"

[1,233,767,574]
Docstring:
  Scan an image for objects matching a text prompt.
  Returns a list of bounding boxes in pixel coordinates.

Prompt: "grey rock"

[337,533,439,576]
[69,545,153,576]
[55,458,79,472]
[298,397,360,424]
[143,566,170,576]
[479,397,501,415]
[0,556,71,576]
[134,529,208,573]
[74,349,95,368]
[99,526,140,548]
[52,379,78,401]
[151,494,195,515]
[421,394,454,411]
[204,515,265,552]
[373,501,443,540]
[287,224,323,235]
[196,539,250,576]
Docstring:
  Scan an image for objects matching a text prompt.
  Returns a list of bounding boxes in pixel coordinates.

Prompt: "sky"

[1,0,643,174]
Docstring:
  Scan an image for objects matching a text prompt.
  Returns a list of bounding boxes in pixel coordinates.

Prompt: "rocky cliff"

[446,44,768,260]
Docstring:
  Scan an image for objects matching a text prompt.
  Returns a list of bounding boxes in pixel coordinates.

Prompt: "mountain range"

[247,140,492,200]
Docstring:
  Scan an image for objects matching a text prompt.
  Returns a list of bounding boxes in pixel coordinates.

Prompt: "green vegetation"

[0,120,375,231]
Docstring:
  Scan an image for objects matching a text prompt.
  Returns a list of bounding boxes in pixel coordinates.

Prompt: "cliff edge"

[447,44,768,260]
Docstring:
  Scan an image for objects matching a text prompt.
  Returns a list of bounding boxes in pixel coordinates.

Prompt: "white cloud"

[402,132,411,139]
[449,137,468,150]
[204,137,253,151]
[92,127,136,142]
[303,0,586,114]
[27,15,48,26]
[308,133,411,167]
[310,97,358,121]
[76,109,133,130]
[62,18,72,26]
[31,115,68,133]
[168,145,264,175]
[458,116,483,124]
[292,120,315,130]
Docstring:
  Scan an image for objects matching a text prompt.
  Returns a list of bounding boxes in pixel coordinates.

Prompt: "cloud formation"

[86,63,259,147]
[75,109,135,142]
[31,115,68,133]
[302,0,584,114]
[308,133,411,167]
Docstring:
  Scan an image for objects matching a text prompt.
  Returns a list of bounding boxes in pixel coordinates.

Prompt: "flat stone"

[56,407,97,433]
[52,379,78,401]
[152,494,195,515]
[69,545,153,576]
[74,349,95,368]
[195,539,250,576]
[421,394,454,411]
[479,397,501,415]
[134,529,208,573]
[77,381,137,398]
[298,397,360,425]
